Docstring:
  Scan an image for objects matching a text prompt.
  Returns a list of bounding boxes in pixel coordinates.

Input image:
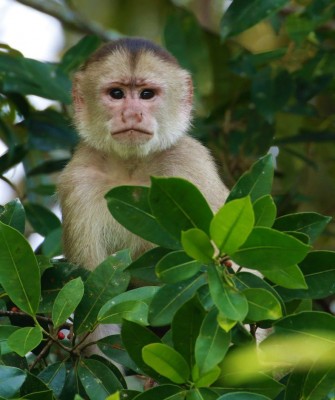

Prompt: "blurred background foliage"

[0,0,334,253]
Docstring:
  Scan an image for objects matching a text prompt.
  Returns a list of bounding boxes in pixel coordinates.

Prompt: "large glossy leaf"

[186,388,220,400]
[38,361,67,398]
[195,308,230,374]
[149,274,207,326]
[273,212,332,243]
[74,251,131,334]
[0,365,26,398]
[7,327,42,357]
[0,198,25,233]
[218,394,271,400]
[172,296,205,368]
[149,177,213,239]
[52,277,84,328]
[181,229,214,264]
[121,320,163,381]
[78,359,123,400]
[277,251,335,300]
[303,360,335,400]
[0,221,40,316]
[210,197,254,254]
[105,186,180,249]
[231,227,310,271]
[156,250,203,284]
[207,265,248,322]
[243,288,282,322]
[220,0,288,39]
[226,155,274,203]
[142,343,190,383]
[24,202,61,237]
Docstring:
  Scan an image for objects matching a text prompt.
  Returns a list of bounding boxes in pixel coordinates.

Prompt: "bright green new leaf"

[149,177,213,239]
[207,265,248,322]
[182,229,214,264]
[253,195,277,227]
[226,155,274,203]
[231,227,311,271]
[7,327,42,357]
[142,343,190,384]
[0,221,40,316]
[0,365,27,398]
[195,308,230,374]
[52,277,84,328]
[156,250,203,283]
[186,388,220,400]
[210,196,254,254]
[243,288,282,322]
[217,314,238,332]
[262,264,307,289]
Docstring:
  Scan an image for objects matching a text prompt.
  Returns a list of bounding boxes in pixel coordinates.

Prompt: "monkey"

[58,37,229,272]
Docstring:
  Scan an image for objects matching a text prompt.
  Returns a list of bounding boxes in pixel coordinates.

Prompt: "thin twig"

[0,310,72,330]
[29,339,53,371]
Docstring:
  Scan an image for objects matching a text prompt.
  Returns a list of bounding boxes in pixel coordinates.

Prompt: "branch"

[0,310,72,330]
[14,0,122,41]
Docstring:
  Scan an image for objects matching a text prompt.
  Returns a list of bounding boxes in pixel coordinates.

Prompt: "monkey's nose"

[121,109,143,123]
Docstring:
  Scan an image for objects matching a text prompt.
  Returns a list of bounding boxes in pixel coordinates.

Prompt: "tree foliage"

[0,0,335,399]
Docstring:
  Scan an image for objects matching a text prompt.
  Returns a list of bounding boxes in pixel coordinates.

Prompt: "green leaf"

[231,227,310,271]
[27,158,68,176]
[243,288,282,322]
[142,343,190,384]
[172,296,205,368]
[253,195,276,227]
[207,265,248,322]
[0,198,25,233]
[24,202,61,237]
[149,274,207,326]
[38,361,67,398]
[74,251,131,334]
[8,327,42,357]
[192,365,221,388]
[195,308,231,374]
[0,221,40,316]
[121,320,163,380]
[78,358,123,400]
[0,365,26,398]
[186,388,219,400]
[42,226,63,258]
[262,264,307,289]
[303,361,335,400]
[156,250,203,283]
[210,197,254,254]
[273,212,332,243]
[105,185,180,249]
[59,35,102,73]
[149,177,213,239]
[285,15,315,45]
[227,155,274,203]
[131,384,185,400]
[220,0,288,39]
[0,144,27,174]
[181,229,214,264]
[0,325,20,355]
[52,277,84,328]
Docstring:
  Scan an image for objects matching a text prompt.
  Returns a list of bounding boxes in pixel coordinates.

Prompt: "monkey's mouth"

[111,129,153,142]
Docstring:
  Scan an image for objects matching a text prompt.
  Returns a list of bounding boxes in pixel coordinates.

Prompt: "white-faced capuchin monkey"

[58,37,229,271]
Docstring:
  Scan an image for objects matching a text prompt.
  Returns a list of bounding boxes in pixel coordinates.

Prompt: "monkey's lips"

[111,129,153,143]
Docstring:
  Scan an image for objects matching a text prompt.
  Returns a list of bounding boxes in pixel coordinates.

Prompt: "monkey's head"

[72,38,193,158]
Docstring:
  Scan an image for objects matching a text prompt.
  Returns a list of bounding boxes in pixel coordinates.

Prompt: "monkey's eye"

[109,88,124,99]
[140,89,155,100]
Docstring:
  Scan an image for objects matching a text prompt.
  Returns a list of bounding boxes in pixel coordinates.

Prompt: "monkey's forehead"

[81,49,190,87]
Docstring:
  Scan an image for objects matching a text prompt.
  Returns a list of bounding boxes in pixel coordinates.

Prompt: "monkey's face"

[73,49,193,158]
